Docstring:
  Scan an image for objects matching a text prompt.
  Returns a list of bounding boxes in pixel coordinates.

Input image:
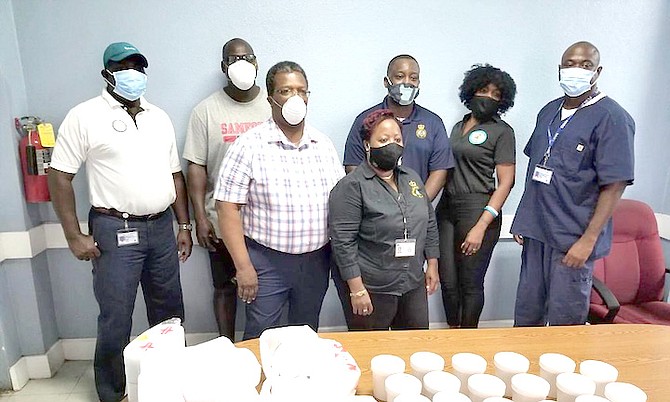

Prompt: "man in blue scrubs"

[343,54,454,201]
[511,41,635,326]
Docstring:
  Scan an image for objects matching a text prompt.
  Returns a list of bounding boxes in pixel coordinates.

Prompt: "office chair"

[589,199,670,324]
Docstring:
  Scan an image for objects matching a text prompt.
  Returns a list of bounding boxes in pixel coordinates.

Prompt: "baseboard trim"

[49,320,516,363]
[9,340,64,390]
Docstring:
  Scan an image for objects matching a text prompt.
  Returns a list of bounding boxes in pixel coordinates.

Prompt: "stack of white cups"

[452,353,488,394]
[467,373,506,402]
[410,352,445,381]
[493,352,530,396]
[371,354,406,401]
[433,391,472,402]
[422,370,460,399]
[385,373,422,402]
[555,372,596,402]
[604,382,648,402]
[578,360,618,397]
[510,373,550,402]
[482,398,512,402]
[539,353,576,399]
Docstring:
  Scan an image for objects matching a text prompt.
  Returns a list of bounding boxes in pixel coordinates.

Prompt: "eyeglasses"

[226,54,256,65]
[274,88,311,98]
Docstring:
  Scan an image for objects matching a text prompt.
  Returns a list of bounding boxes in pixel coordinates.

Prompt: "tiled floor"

[0,361,98,402]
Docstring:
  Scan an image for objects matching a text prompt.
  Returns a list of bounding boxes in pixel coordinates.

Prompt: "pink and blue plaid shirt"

[214,118,345,254]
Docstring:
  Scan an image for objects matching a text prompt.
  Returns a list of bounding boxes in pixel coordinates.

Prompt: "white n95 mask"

[277,95,307,126]
[227,60,257,91]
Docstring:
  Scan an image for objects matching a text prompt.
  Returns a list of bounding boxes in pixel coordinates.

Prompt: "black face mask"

[368,142,404,171]
[470,96,499,121]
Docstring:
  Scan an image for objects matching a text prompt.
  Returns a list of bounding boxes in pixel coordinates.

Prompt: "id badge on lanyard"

[116,213,139,247]
[392,193,416,258]
[533,94,597,185]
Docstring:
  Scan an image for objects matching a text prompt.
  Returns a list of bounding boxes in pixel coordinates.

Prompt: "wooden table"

[237,324,670,400]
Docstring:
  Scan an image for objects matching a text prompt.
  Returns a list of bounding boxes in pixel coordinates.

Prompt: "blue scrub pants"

[514,237,594,326]
[89,208,184,402]
[243,238,330,340]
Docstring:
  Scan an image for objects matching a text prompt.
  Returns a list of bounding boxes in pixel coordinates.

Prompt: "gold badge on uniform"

[409,180,424,198]
[415,123,427,139]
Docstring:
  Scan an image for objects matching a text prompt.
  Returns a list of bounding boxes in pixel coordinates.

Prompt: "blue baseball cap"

[103,42,148,68]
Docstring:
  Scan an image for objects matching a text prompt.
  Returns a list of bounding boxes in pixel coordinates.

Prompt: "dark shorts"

[209,240,236,289]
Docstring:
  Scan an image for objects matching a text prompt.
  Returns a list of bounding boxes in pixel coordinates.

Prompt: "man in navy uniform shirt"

[511,41,635,326]
[343,54,454,201]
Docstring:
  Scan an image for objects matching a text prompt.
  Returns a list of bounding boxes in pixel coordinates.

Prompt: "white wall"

[2,0,669,345]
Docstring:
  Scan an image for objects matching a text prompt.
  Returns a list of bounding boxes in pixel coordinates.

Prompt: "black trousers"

[436,193,501,328]
[332,267,428,330]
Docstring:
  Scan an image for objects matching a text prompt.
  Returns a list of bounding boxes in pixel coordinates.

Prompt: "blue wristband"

[483,205,499,218]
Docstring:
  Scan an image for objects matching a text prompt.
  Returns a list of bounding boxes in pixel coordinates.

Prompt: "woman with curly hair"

[436,64,517,328]
[329,108,439,330]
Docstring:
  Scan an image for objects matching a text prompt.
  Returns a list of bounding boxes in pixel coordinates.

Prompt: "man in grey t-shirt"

[183,38,271,340]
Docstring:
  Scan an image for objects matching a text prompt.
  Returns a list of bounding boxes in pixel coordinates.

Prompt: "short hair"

[221,37,252,60]
[387,54,419,76]
[266,61,308,94]
[459,64,517,114]
[360,109,401,142]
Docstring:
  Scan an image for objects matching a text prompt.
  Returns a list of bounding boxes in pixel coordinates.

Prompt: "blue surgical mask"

[559,67,597,97]
[105,69,147,101]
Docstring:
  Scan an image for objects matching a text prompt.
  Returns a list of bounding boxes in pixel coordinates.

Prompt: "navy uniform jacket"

[343,98,455,183]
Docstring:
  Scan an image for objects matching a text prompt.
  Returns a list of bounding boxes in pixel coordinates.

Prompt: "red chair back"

[591,199,666,305]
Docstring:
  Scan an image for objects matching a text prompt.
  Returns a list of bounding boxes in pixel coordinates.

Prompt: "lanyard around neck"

[542,92,598,165]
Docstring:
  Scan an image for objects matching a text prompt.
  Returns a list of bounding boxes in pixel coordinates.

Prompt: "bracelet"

[483,205,499,218]
[178,223,193,231]
[349,289,368,298]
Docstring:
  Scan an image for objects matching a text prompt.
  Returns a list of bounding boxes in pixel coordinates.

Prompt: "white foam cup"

[371,354,406,401]
[578,360,618,396]
[574,395,610,402]
[385,373,422,402]
[451,353,488,394]
[539,353,576,399]
[467,373,506,402]
[494,352,530,396]
[422,370,461,398]
[411,352,446,380]
[511,373,550,402]
[433,392,473,402]
[394,394,432,402]
[603,382,647,402]
[555,372,596,402]
[483,398,512,402]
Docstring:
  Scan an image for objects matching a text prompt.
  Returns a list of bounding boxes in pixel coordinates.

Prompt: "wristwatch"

[178,223,193,231]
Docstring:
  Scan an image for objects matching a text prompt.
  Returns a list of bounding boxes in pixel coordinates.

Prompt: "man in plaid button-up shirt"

[214,61,345,339]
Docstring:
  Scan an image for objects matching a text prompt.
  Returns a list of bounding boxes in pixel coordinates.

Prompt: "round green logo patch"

[468,130,488,145]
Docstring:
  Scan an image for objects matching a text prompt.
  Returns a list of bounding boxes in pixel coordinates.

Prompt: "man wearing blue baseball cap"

[49,42,192,402]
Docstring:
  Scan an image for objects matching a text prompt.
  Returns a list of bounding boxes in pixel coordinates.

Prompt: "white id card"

[395,239,416,257]
[116,229,139,247]
[532,165,553,184]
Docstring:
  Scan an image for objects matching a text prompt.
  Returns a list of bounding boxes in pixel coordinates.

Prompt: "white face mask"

[271,95,307,126]
[227,60,257,90]
[559,67,597,97]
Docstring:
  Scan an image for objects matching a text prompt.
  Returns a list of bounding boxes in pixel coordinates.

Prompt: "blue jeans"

[89,208,184,402]
[514,237,594,326]
[243,238,330,340]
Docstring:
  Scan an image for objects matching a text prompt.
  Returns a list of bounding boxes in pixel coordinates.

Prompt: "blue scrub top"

[511,95,635,260]
[343,98,455,182]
